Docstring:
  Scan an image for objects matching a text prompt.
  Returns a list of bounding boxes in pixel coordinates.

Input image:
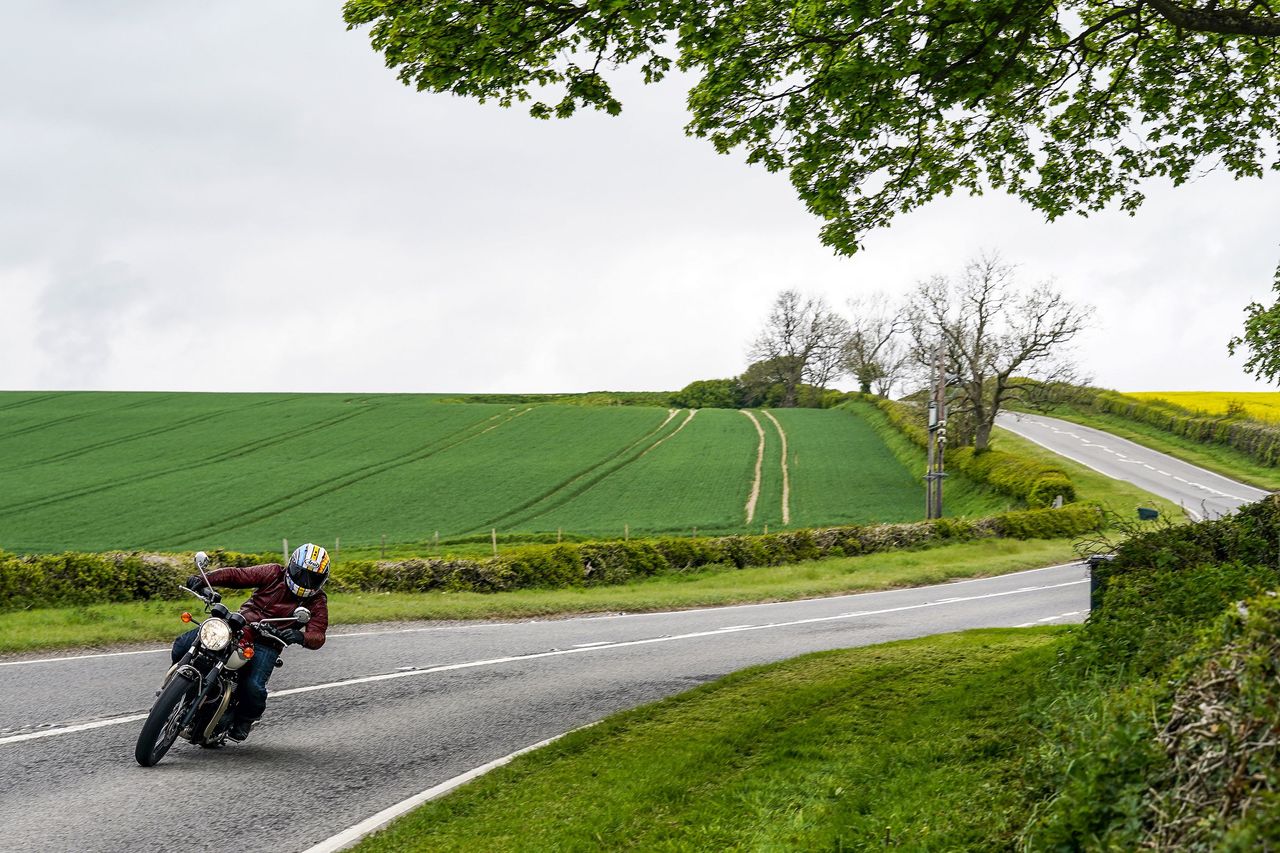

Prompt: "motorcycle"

[134,551,310,767]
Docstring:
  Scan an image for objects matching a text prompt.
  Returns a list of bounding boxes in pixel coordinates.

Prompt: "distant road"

[996,411,1271,520]
[0,565,1086,853]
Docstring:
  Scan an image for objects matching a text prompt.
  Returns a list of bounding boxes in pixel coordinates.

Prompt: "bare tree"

[843,292,907,396]
[905,254,1093,451]
[749,291,850,407]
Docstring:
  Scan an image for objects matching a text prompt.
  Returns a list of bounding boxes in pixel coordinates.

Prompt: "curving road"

[996,411,1271,520]
[0,564,1087,853]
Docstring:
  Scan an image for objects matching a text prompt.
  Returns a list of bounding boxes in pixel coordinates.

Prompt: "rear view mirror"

[293,607,312,625]
[194,551,211,572]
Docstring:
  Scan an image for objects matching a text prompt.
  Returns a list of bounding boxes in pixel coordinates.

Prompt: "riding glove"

[277,628,305,646]
[185,575,209,592]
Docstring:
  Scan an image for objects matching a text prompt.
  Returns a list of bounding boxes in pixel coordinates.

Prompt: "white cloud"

[1,2,1277,394]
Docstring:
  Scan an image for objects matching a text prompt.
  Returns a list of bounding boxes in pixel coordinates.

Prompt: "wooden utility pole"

[925,346,948,519]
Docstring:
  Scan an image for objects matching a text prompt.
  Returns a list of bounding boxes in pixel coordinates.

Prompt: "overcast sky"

[2,2,1278,395]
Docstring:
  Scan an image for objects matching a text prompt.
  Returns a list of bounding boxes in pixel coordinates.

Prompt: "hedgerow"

[0,504,1101,611]
[1022,496,1280,848]
[865,396,1076,507]
[1037,382,1280,467]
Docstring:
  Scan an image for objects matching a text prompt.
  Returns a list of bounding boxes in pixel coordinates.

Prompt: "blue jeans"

[171,628,281,722]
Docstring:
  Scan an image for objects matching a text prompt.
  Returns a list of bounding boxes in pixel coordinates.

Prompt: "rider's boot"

[228,717,254,742]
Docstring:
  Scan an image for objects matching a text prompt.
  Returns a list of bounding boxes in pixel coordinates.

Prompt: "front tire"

[135,673,195,767]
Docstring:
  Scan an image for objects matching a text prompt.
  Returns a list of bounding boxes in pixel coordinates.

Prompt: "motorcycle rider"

[172,543,331,742]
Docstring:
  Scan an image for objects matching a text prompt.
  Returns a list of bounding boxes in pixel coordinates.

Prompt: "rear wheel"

[135,673,195,767]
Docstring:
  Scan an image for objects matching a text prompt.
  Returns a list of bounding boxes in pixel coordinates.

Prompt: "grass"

[353,628,1064,852]
[0,393,936,553]
[991,426,1188,521]
[848,398,1015,518]
[0,537,1076,654]
[1022,404,1280,492]
[1130,390,1280,423]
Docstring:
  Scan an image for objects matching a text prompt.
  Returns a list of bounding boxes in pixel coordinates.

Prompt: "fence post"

[492,528,498,557]
[624,523,629,541]
[282,538,289,564]
[381,534,386,559]
[334,537,340,563]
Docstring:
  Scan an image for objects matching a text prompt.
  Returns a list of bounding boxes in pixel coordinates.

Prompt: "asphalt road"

[0,563,1087,853]
[996,411,1271,520]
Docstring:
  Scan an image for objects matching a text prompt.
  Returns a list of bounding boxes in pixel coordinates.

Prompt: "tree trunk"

[974,419,992,451]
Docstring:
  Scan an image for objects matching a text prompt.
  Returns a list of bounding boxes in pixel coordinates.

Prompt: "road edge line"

[300,726,591,853]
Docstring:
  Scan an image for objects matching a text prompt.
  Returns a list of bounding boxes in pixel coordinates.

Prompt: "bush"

[868,397,1077,507]
[1024,499,1280,849]
[0,506,1101,611]
[1036,382,1280,467]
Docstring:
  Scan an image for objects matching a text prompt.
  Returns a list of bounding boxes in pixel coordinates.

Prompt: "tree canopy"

[345,0,1280,253]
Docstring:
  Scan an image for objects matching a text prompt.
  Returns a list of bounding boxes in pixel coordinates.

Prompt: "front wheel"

[135,673,195,767]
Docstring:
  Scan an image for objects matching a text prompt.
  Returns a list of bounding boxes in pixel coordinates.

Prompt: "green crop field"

[0,392,927,553]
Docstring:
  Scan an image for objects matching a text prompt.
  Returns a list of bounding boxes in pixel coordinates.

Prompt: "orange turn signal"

[181,612,193,623]
[242,646,255,660]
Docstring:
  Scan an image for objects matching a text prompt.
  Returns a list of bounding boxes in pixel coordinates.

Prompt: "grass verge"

[1017,405,1280,492]
[353,628,1064,852]
[0,538,1075,655]
[991,426,1186,521]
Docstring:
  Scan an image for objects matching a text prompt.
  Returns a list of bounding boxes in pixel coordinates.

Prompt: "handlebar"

[180,585,221,606]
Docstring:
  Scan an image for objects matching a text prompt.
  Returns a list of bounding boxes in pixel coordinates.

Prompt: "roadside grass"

[353,628,1064,852]
[1017,405,1280,492]
[0,538,1076,655]
[991,426,1187,521]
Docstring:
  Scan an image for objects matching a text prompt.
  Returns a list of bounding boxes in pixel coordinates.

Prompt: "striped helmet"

[285,543,331,597]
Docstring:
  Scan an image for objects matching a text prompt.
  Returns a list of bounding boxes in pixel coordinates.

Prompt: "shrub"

[868,397,1078,506]
[0,505,1100,611]
[1036,382,1280,467]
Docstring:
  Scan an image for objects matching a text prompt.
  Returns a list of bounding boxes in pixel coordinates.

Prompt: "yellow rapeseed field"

[1131,391,1280,423]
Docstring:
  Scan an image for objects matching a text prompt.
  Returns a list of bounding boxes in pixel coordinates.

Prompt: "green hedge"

[869,396,1076,507]
[1024,496,1280,849]
[0,506,1101,611]
[1038,383,1280,467]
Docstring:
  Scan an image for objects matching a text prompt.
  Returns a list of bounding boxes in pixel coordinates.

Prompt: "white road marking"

[0,564,1088,668]
[301,726,593,853]
[1014,610,1086,629]
[570,641,611,648]
[0,577,1087,747]
[998,414,1269,505]
[0,647,168,667]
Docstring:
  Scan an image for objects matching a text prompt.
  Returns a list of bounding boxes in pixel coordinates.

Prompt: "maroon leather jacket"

[203,564,328,650]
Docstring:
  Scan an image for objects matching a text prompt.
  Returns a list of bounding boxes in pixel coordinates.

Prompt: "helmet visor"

[291,566,329,592]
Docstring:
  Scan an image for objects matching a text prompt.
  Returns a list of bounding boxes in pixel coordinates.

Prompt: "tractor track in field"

[0,393,62,413]
[639,409,697,457]
[0,397,287,474]
[146,407,535,548]
[0,405,372,518]
[473,409,687,534]
[0,395,180,444]
[760,410,791,525]
[740,410,766,524]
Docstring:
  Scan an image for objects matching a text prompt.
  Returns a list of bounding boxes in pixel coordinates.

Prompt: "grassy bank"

[354,628,1063,852]
[0,538,1075,654]
[1020,405,1280,491]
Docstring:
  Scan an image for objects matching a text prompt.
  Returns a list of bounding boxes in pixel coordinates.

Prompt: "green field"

[0,392,931,553]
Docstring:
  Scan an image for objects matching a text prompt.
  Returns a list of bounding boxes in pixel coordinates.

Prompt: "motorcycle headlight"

[198,618,232,651]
